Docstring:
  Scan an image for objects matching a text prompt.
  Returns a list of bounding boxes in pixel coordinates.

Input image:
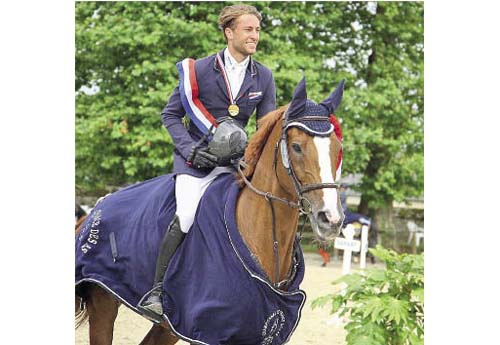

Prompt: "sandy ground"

[75,253,360,345]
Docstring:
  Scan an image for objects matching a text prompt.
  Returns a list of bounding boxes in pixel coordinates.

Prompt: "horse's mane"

[238,105,288,183]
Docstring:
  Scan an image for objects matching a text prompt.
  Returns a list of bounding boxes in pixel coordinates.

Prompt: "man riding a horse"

[138,4,277,316]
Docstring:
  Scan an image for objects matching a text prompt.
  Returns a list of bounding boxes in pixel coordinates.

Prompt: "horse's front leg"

[86,284,120,345]
[139,324,179,345]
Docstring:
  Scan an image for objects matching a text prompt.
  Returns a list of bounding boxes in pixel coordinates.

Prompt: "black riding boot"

[139,215,185,316]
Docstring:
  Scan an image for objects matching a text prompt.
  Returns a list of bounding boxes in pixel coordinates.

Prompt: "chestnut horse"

[75,78,345,344]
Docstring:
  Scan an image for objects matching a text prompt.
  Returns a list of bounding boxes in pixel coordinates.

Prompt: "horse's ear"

[287,77,307,119]
[320,79,345,114]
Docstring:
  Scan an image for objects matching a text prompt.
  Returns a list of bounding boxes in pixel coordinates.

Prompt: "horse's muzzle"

[310,209,344,240]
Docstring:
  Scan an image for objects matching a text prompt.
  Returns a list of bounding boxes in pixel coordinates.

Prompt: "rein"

[237,113,340,289]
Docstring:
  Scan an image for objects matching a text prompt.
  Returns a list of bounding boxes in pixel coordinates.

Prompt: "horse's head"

[278,78,345,241]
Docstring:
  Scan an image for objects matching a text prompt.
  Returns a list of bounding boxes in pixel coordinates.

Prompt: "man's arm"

[256,73,276,122]
[161,86,197,160]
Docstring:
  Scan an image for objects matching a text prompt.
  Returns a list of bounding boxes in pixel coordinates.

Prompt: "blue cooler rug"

[75,173,306,345]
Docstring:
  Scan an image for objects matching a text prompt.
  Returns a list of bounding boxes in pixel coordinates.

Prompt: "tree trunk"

[357,147,385,217]
[373,202,395,231]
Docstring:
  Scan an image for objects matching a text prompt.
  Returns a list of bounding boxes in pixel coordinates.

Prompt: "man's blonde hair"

[218,5,262,42]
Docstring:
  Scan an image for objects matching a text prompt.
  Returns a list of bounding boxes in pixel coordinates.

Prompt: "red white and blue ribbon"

[176,58,218,136]
[215,53,238,104]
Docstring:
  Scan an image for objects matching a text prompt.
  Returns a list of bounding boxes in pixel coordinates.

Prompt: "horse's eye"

[291,143,302,154]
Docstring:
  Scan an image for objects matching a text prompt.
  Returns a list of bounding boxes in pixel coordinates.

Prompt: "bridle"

[237,110,341,289]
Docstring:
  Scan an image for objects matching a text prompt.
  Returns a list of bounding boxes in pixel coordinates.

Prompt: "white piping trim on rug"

[75,278,210,345]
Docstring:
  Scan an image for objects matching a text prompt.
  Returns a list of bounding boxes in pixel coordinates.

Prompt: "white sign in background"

[334,224,369,275]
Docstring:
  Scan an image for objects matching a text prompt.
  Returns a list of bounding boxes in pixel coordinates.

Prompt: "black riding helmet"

[208,118,248,165]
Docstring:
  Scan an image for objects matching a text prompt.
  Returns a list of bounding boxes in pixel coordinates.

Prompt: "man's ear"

[225,27,233,41]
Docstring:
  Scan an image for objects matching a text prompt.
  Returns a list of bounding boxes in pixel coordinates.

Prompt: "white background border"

[2,1,499,344]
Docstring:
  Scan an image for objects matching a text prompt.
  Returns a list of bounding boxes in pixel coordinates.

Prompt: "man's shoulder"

[252,59,271,70]
[194,52,217,65]
[191,53,217,76]
[252,59,274,78]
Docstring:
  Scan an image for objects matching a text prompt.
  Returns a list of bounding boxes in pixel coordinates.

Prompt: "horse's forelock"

[239,105,287,181]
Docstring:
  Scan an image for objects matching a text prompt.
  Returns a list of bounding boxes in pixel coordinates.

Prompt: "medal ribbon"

[216,53,236,103]
[216,53,240,116]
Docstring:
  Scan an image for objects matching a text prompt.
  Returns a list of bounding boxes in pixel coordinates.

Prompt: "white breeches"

[175,167,233,233]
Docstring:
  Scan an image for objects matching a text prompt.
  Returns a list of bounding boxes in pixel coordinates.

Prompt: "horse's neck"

[236,129,299,284]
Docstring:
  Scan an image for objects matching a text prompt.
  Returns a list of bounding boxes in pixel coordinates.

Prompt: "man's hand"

[188,146,218,169]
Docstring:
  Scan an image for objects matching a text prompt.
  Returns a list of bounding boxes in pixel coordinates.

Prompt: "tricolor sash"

[176,58,218,136]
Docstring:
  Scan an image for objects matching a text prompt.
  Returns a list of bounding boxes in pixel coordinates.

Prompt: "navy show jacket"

[161,48,276,177]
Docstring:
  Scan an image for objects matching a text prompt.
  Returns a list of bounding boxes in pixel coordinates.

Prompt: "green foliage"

[312,245,424,345]
[76,1,423,210]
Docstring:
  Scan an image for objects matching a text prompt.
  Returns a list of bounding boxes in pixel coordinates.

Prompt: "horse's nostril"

[318,211,329,224]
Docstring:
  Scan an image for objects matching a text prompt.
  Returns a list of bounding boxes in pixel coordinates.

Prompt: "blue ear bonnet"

[286,100,333,137]
[284,77,344,137]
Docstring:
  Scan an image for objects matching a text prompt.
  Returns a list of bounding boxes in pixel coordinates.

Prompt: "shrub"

[312,245,424,345]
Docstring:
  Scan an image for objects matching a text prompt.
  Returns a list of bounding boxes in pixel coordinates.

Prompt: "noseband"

[237,111,341,289]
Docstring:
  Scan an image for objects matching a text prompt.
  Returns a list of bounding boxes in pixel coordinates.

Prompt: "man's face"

[225,14,260,58]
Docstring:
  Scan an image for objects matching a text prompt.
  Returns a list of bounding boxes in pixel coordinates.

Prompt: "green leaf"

[331,295,345,314]
[311,294,335,310]
[360,296,386,322]
[381,296,409,326]
[408,332,424,345]
[411,288,424,304]
[345,321,387,345]
[366,268,386,283]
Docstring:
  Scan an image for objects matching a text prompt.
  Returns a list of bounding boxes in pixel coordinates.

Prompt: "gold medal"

[228,104,239,117]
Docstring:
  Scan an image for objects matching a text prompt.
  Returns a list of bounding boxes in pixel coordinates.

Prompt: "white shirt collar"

[224,47,250,70]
